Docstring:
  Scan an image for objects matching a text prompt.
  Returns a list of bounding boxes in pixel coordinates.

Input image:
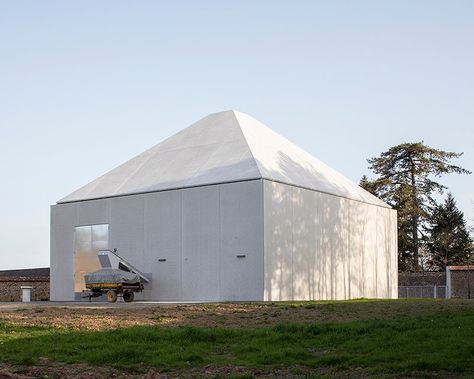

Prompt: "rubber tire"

[106,290,118,303]
[123,291,134,303]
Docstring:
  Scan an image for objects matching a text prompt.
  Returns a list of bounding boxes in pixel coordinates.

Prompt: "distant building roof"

[0,267,50,282]
[448,266,474,271]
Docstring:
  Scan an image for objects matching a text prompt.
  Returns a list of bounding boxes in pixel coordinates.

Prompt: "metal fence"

[398,285,447,299]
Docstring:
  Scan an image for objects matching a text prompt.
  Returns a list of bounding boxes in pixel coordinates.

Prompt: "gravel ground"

[0,299,472,331]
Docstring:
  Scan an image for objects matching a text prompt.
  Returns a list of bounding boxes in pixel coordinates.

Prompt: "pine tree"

[364,142,470,271]
[359,175,378,195]
[426,194,473,270]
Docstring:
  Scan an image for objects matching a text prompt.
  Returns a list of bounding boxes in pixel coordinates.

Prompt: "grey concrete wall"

[52,178,397,302]
[50,202,77,301]
[263,180,397,301]
[50,180,264,301]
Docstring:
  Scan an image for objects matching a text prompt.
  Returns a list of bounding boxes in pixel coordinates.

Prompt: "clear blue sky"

[1,1,473,269]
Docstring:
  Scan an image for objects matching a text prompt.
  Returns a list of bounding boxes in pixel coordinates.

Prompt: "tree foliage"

[425,194,473,270]
[359,175,378,195]
[362,142,470,271]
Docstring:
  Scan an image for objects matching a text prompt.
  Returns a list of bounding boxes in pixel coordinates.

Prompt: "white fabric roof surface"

[59,110,389,208]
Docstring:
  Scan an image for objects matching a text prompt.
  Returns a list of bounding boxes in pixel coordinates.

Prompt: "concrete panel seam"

[233,111,264,178]
[180,190,183,301]
[218,186,222,300]
[261,179,265,300]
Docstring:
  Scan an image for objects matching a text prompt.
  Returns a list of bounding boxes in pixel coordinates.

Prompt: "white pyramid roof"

[58,110,389,208]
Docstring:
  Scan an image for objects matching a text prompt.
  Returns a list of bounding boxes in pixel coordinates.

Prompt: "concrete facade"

[51,180,264,301]
[51,178,397,302]
[263,181,397,301]
[51,110,397,302]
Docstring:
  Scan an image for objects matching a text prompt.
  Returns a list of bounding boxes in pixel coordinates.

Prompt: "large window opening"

[73,224,109,294]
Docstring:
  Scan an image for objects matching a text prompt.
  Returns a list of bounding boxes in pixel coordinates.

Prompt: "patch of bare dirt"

[0,362,324,379]
[0,363,461,379]
[0,299,472,331]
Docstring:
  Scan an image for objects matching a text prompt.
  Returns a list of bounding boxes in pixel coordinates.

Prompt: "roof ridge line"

[231,110,264,179]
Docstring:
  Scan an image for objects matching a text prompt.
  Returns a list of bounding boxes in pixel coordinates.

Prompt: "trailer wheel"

[123,290,134,303]
[106,290,118,303]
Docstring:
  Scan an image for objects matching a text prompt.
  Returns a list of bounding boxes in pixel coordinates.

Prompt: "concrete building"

[50,110,397,301]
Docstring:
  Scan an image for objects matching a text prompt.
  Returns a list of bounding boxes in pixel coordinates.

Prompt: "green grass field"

[0,300,473,378]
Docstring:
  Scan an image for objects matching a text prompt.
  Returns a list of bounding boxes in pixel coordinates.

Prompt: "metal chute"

[97,249,150,283]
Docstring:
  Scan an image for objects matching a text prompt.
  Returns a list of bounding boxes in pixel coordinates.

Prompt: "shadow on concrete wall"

[263,152,396,301]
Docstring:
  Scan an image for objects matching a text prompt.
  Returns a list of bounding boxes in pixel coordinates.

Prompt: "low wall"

[398,272,446,286]
[0,280,50,302]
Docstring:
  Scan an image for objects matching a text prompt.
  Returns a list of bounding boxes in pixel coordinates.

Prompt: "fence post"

[406,287,408,298]
[446,268,451,299]
[434,285,437,299]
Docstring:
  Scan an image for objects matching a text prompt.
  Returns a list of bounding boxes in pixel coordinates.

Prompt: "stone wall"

[0,281,49,302]
[398,272,446,286]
